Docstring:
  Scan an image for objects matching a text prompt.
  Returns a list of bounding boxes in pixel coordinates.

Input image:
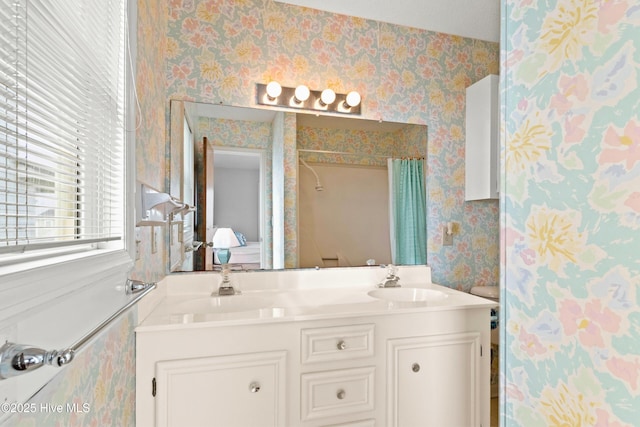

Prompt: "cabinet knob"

[249,382,261,393]
[337,340,347,350]
[337,389,346,400]
[412,363,421,373]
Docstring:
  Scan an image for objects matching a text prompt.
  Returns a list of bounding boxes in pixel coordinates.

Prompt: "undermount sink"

[368,287,448,302]
[174,296,271,314]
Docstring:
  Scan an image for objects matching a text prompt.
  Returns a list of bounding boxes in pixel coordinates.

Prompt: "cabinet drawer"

[301,366,375,421]
[301,324,375,364]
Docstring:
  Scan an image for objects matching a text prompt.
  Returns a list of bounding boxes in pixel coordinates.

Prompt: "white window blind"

[0,0,127,257]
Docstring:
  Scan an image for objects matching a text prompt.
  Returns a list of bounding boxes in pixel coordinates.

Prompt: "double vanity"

[135,266,496,427]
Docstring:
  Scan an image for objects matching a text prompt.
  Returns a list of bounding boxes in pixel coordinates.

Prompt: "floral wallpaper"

[502,0,640,425]
[296,124,426,167]
[165,0,500,289]
[283,112,298,268]
[134,0,171,282]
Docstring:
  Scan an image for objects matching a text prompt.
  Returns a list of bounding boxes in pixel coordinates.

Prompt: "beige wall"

[299,163,390,267]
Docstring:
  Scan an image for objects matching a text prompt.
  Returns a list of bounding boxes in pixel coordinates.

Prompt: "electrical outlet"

[442,225,453,246]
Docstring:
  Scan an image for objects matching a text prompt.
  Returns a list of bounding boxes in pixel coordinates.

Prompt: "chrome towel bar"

[0,279,155,380]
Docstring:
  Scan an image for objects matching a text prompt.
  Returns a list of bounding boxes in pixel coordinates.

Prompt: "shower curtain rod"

[298,149,424,160]
[298,149,389,158]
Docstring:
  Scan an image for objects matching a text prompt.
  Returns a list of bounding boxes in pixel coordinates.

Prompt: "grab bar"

[0,279,155,380]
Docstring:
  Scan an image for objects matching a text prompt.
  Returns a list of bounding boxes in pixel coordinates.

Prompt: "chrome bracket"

[126,278,156,295]
[0,342,74,380]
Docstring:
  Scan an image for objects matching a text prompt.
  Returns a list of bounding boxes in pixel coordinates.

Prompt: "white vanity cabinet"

[136,322,295,427]
[136,302,491,427]
[387,332,482,426]
[154,351,286,427]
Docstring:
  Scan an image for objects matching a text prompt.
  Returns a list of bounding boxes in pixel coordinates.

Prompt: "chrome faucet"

[378,265,401,288]
[213,264,239,296]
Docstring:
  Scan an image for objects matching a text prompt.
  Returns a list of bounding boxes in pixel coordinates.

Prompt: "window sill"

[0,249,134,325]
[0,248,136,416]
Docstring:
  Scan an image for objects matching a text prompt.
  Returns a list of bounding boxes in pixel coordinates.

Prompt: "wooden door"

[194,137,213,270]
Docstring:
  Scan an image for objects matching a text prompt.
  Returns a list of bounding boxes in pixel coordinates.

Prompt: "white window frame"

[0,0,137,411]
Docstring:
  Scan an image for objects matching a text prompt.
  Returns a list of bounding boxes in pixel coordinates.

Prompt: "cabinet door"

[155,351,286,427]
[465,74,499,201]
[387,333,482,427]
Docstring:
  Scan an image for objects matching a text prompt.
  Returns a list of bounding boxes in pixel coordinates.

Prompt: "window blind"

[0,0,127,255]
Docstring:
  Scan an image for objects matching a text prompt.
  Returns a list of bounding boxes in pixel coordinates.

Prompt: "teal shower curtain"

[388,158,427,265]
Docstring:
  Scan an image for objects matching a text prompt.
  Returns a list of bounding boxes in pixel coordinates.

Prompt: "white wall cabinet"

[465,74,499,201]
[137,309,490,426]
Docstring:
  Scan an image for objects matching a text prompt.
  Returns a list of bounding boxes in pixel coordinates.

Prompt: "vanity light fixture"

[294,85,310,103]
[344,90,361,108]
[256,82,361,115]
[319,88,336,106]
[265,81,282,100]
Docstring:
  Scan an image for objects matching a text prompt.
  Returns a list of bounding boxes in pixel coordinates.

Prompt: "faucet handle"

[387,264,399,278]
[378,265,401,288]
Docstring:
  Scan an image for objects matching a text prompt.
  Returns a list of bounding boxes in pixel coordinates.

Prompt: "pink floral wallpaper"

[297,124,426,167]
[134,0,171,282]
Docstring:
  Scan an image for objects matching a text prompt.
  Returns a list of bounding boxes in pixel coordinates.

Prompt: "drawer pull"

[249,382,261,393]
[412,363,421,373]
[337,340,347,350]
[337,389,346,400]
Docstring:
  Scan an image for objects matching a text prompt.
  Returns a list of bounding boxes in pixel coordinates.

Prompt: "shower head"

[300,158,324,192]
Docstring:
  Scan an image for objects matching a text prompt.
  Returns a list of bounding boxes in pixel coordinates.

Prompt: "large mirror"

[170,101,427,272]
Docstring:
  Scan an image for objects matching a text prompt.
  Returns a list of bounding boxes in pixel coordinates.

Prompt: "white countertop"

[136,266,497,332]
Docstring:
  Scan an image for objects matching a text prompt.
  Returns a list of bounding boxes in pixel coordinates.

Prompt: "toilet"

[470,285,499,397]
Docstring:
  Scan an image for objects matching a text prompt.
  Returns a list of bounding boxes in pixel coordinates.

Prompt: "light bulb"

[265,81,282,99]
[294,85,310,103]
[344,91,361,108]
[320,88,336,106]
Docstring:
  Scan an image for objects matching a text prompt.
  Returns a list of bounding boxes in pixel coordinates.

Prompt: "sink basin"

[174,296,271,314]
[368,287,448,302]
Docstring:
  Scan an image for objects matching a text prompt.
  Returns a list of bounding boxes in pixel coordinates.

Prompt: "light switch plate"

[151,226,159,254]
[442,226,453,246]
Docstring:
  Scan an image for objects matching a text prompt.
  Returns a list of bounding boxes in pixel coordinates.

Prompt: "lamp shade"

[212,228,241,248]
